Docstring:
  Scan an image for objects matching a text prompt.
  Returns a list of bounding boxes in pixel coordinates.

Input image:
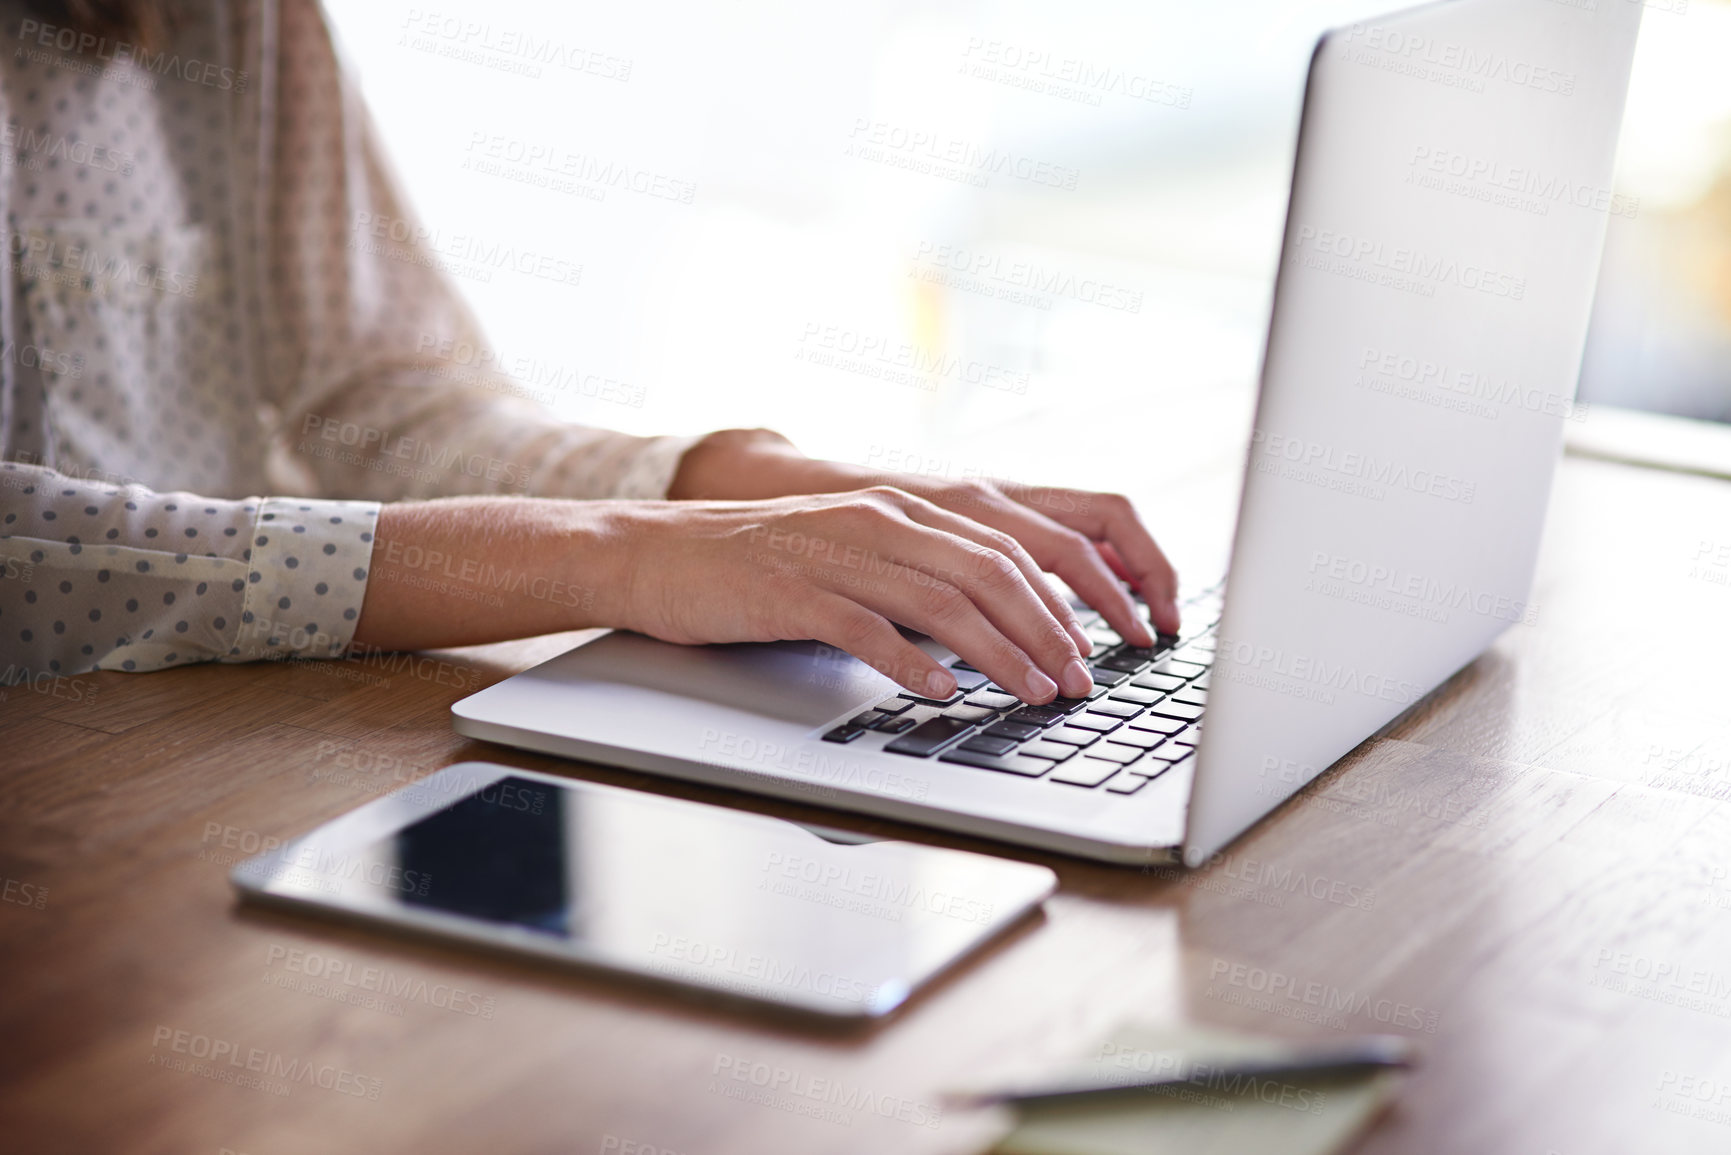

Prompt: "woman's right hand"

[598,486,1099,704]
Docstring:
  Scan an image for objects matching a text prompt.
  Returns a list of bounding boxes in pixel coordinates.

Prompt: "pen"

[947,1036,1417,1109]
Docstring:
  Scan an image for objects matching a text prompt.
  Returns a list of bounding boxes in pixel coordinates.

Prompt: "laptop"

[453,0,1641,867]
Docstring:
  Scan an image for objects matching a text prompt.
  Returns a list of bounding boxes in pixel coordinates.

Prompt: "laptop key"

[1149,701,1204,722]
[850,711,885,728]
[1050,686,1107,712]
[872,715,917,735]
[1105,774,1152,795]
[1008,705,1067,727]
[1153,659,1209,680]
[883,716,976,756]
[1089,667,1129,687]
[1107,685,1165,706]
[938,749,1051,777]
[821,724,865,744]
[1020,740,1078,763]
[875,697,916,715]
[959,735,1021,756]
[1085,742,1145,765]
[966,690,1022,712]
[945,667,991,692]
[1172,688,1206,707]
[984,720,1043,742]
[1045,726,1100,748]
[943,704,998,725]
[1066,713,1123,734]
[901,688,966,707]
[1086,699,1143,720]
[1105,728,1167,750]
[1131,672,1187,693]
[1129,757,1177,780]
[1096,648,1155,674]
[1049,758,1122,787]
[1128,713,1188,735]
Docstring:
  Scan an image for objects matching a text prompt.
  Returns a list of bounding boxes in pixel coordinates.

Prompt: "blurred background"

[324,0,1731,506]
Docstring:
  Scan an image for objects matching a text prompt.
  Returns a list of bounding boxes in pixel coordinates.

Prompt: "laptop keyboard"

[821,583,1224,797]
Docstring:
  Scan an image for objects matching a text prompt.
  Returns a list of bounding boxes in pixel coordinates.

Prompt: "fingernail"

[1066,620,1093,656]
[1059,658,1093,698]
[1024,668,1059,702]
[926,670,956,698]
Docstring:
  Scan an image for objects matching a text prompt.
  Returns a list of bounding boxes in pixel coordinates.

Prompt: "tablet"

[229,762,1057,1019]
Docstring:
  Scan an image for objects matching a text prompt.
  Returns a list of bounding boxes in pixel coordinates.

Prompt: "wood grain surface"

[3,452,1730,1155]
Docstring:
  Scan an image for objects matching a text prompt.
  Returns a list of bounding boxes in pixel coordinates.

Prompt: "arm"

[352,486,1092,703]
[350,431,1183,705]
[251,0,1177,698]
[255,0,700,506]
[0,462,377,677]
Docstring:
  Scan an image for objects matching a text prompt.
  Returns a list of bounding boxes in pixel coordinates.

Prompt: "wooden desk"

[3,452,1730,1155]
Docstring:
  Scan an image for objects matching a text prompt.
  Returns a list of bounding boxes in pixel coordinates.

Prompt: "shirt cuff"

[609,433,707,500]
[231,497,381,661]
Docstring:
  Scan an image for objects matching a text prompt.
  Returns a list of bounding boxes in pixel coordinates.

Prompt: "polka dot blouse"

[0,0,702,679]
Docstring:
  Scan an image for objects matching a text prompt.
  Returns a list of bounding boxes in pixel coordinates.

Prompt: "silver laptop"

[453,0,1641,867]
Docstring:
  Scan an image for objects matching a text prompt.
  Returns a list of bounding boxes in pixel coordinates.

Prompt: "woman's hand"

[667,428,1181,645]
[602,489,1097,704]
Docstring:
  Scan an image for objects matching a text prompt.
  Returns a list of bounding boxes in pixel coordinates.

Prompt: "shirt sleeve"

[0,461,378,678]
[246,0,702,505]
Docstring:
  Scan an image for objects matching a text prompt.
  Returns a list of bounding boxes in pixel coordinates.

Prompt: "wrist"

[358,496,622,649]
[668,427,906,501]
[667,427,802,500]
[551,498,643,630]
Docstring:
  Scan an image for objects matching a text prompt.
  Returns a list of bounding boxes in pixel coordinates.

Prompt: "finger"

[839,559,1061,705]
[890,498,1094,690]
[1094,540,1182,639]
[900,497,1093,656]
[1039,527,1158,647]
[800,592,956,699]
[1015,487,1180,636]
[881,479,1097,652]
[923,483,1158,648]
[909,534,1092,699]
[842,488,1087,698]
[1096,539,1133,584]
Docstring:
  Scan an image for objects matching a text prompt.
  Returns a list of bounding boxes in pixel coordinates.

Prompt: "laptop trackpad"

[544,631,924,727]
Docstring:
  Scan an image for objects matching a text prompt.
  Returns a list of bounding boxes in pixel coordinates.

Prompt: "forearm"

[290,378,702,503]
[350,426,848,652]
[352,497,628,651]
